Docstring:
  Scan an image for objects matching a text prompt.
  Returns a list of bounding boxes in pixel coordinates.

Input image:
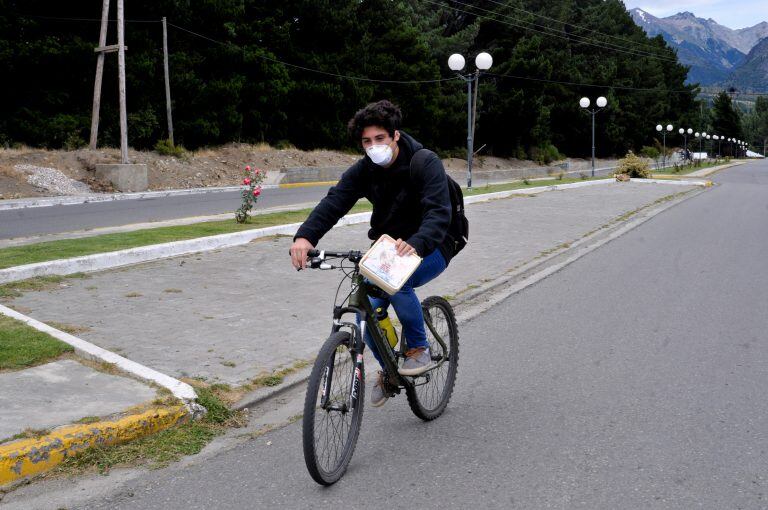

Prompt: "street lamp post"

[579,96,608,177]
[706,134,712,159]
[448,52,493,189]
[656,123,673,169]
[694,132,702,165]
[679,127,692,164]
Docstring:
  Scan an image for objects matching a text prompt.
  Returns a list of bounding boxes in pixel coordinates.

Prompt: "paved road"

[0,185,332,240]
[6,159,763,509]
[75,159,767,509]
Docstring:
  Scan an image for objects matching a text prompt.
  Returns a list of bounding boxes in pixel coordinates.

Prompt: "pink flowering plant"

[235,165,266,223]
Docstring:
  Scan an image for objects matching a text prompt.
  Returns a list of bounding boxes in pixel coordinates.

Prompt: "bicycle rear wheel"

[302,331,364,485]
[406,296,459,421]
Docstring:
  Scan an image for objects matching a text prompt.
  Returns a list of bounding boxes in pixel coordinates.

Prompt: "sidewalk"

[0,178,707,487]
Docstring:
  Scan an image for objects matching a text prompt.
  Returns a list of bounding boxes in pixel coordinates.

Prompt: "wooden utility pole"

[89,0,111,149]
[116,0,129,163]
[162,17,174,146]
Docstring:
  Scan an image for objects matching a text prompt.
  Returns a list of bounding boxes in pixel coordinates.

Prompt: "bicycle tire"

[302,331,364,485]
[406,296,459,421]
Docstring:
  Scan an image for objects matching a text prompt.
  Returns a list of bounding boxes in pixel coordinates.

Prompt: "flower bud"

[243,177,251,185]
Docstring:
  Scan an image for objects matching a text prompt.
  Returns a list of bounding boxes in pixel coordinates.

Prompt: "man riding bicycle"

[289,100,456,407]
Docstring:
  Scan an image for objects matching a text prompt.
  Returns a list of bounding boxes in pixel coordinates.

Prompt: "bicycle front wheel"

[302,331,364,485]
[406,296,459,421]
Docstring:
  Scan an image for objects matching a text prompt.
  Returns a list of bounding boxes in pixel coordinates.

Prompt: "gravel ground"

[14,163,92,196]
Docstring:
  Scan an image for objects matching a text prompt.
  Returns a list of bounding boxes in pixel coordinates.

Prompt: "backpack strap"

[409,148,432,179]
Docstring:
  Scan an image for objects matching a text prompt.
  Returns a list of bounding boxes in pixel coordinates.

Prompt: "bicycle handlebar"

[307,249,363,261]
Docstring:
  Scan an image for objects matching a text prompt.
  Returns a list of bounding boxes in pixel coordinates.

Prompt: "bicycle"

[299,248,459,485]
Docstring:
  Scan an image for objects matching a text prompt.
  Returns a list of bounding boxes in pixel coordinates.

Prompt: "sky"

[622,0,767,30]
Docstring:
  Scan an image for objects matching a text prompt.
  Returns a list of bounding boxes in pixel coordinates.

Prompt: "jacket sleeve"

[293,162,365,247]
[405,151,451,257]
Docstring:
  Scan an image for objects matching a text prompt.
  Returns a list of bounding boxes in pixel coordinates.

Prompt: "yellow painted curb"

[278,180,337,189]
[650,174,684,180]
[0,405,188,486]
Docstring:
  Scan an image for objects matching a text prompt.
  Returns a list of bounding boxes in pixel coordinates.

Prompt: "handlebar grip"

[307,249,320,257]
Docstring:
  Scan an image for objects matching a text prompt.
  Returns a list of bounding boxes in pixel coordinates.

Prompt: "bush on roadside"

[529,143,562,165]
[616,151,651,178]
[154,139,188,159]
[64,131,86,151]
[274,139,295,150]
[639,145,659,159]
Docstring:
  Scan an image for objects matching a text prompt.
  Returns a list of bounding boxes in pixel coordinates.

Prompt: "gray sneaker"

[398,347,434,376]
[370,371,388,407]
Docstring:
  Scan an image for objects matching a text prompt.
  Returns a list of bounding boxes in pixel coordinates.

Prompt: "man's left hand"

[395,238,416,257]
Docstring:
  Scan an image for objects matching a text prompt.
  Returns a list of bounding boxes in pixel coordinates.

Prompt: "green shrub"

[154,139,187,159]
[639,146,660,159]
[274,139,295,150]
[530,143,562,165]
[616,151,651,178]
[64,132,86,151]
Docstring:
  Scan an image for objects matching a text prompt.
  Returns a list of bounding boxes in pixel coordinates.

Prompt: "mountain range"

[629,8,768,90]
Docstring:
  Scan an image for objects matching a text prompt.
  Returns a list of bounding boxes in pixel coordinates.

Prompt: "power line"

[445,0,666,59]
[439,0,677,62]
[17,14,160,23]
[17,13,768,96]
[427,0,678,63]
[166,22,457,84]
[484,71,697,94]
[479,0,667,54]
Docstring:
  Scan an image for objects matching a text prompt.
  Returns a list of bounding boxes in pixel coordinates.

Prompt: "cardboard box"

[359,234,422,295]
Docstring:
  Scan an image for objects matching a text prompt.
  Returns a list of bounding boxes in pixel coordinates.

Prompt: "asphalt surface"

[0,185,332,239]
[67,159,768,509]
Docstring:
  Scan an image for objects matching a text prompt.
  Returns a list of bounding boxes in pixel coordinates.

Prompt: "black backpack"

[411,149,468,256]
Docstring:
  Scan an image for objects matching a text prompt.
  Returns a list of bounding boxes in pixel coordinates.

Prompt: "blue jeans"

[361,249,447,368]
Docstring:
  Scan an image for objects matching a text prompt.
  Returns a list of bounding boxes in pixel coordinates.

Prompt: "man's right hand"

[290,238,315,270]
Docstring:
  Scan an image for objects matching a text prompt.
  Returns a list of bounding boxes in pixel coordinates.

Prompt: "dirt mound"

[0,144,620,199]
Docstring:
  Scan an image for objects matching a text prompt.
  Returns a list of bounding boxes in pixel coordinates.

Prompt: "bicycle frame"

[328,271,451,408]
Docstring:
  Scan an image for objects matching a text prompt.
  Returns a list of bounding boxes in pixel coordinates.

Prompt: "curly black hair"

[347,100,402,141]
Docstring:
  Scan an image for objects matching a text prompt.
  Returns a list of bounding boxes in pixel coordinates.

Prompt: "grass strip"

[463,175,604,196]
[0,313,74,370]
[0,177,609,270]
[0,204,372,269]
[652,159,731,175]
[58,387,239,474]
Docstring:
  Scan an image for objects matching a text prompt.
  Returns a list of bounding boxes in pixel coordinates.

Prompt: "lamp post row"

[447,52,751,187]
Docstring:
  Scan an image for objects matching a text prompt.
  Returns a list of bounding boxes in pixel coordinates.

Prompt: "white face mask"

[366,143,394,166]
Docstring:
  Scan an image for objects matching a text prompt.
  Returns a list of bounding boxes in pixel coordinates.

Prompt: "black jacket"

[294,131,454,264]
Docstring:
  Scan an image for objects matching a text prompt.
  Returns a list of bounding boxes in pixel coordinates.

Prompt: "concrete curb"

[0,179,714,285]
[629,178,713,187]
[0,405,188,487]
[233,367,314,411]
[0,212,370,284]
[0,304,197,403]
[0,185,279,211]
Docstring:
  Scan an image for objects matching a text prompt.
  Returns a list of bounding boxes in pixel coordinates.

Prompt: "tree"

[742,96,768,154]
[711,91,743,143]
